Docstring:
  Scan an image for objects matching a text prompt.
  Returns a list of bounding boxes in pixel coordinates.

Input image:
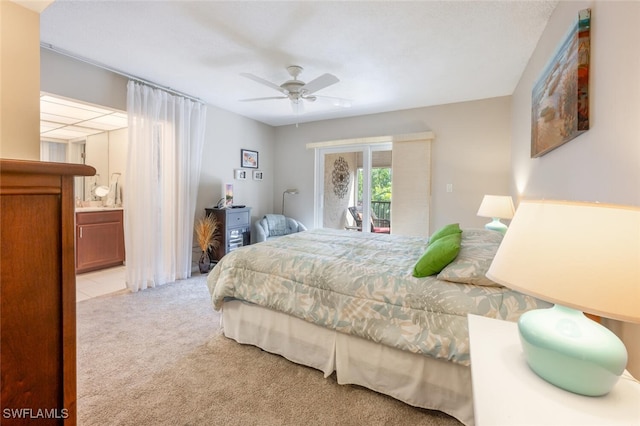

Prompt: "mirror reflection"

[39,93,128,206]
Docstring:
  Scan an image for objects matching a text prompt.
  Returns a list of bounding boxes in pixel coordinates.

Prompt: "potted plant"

[195,214,220,274]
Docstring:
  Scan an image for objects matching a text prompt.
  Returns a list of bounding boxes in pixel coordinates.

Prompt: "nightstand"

[468,314,640,425]
[205,207,252,262]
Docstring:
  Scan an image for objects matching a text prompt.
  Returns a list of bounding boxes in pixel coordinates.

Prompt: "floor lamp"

[282,189,298,215]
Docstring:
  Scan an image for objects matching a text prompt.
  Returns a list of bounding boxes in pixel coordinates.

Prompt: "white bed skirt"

[221,300,474,426]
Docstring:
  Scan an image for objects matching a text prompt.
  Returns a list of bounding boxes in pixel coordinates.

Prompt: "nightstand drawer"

[227,210,250,227]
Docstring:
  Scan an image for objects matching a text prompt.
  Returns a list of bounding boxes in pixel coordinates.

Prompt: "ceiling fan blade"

[301,73,339,95]
[240,73,288,94]
[240,96,288,102]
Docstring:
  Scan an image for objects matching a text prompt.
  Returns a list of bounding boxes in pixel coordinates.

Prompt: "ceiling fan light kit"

[240,65,349,114]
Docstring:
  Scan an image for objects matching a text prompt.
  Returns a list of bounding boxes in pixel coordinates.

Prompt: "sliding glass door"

[357,150,392,233]
[309,131,433,237]
[314,143,392,232]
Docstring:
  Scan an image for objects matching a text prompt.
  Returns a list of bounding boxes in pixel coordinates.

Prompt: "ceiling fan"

[239,65,349,113]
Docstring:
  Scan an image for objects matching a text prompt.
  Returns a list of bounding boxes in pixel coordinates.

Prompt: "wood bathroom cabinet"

[75,209,125,274]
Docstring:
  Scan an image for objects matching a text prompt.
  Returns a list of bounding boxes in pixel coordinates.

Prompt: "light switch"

[446,184,453,193]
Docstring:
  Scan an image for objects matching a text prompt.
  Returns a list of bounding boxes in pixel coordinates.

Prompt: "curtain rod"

[41,43,204,104]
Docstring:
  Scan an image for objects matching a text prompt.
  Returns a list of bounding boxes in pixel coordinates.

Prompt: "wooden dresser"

[1,159,95,425]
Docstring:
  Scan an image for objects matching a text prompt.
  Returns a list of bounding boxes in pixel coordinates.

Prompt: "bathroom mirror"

[39,94,128,204]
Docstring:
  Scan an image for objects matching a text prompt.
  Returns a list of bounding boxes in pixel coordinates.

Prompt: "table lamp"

[476,195,515,234]
[486,200,640,396]
[282,189,298,215]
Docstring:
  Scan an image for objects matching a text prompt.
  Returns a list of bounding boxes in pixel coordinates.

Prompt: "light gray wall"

[41,49,276,245]
[196,104,276,231]
[511,0,640,378]
[511,1,640,206]
[41,48,128,112]
[274,96,513,232]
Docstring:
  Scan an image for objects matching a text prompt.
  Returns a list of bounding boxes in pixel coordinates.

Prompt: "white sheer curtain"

[40,141,67,162]
[125,81,207,292]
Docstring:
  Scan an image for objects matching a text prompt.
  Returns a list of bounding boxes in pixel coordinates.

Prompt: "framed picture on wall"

[531,8,591,158]
[253,170,263,181]
[234,169,247,180]
[241,149,259,168]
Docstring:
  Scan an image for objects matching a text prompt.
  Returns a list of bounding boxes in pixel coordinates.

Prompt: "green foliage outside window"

[357,168,392,201]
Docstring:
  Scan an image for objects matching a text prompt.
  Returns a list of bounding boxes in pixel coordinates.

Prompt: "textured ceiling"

[40,1,558,127]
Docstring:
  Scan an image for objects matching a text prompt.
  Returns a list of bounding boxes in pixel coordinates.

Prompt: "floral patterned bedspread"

[206,228,548,366]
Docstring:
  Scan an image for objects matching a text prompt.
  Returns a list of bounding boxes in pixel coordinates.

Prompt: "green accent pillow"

[413,233,462,278]
[430,223,462,243]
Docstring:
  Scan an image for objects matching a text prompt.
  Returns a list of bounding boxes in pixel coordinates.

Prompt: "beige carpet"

[76,274,463,425]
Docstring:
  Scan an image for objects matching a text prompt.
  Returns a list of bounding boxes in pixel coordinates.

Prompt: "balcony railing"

[371,201,391,226]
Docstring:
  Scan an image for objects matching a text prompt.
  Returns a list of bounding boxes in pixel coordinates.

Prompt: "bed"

[206,227,549,425]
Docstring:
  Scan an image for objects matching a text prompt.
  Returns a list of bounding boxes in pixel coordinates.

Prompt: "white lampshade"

[476,195,515,219]
[486,200,640,323]
[477,195,515,234]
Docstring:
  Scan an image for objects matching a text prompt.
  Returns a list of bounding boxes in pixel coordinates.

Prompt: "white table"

[468,314,640,426]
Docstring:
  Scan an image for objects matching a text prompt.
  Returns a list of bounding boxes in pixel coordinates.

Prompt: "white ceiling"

[40,94,127,141]
[40,1,558,127]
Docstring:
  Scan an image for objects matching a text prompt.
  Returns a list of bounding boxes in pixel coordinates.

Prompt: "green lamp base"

[484,218,508,234]
[518,305,628,396]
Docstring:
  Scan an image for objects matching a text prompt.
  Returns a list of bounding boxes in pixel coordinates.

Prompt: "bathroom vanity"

[75,208,125,273]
